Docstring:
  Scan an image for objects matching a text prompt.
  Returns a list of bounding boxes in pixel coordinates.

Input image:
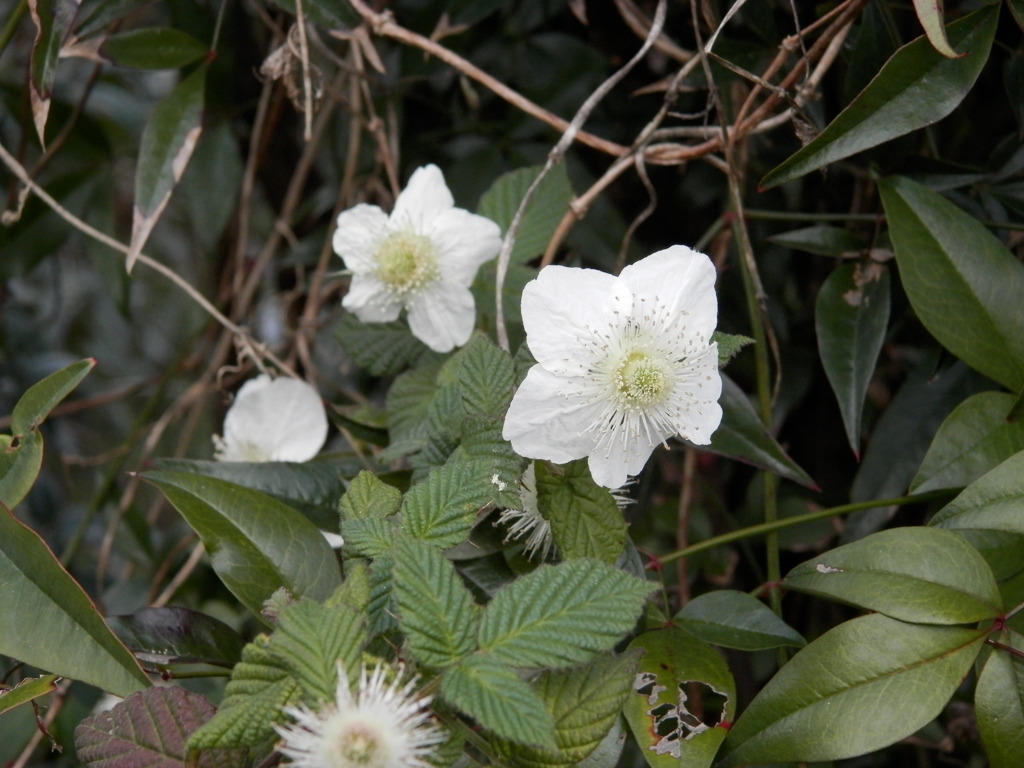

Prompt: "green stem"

[658,489,953,566]
[742,208,878,223]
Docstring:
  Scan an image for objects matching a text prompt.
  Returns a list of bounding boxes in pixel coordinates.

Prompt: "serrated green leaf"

[327,560,371,613]
[623,627,735,768]
[393,535,478,669]
[0,506,150,697]
[912,0,960,58]
[929,451,1024,534]
[675,590,805,651]
[451,418,525,509]
[816,262,891,455]
[29,0,80,145]
[11,357,95,435]
[386,363,443,446]
[717,614,987,766]
[880,175,1024,392]
[457,335,515,418]
[188,641,297,750]
[367,554,398,637]
[493,652,643,768]
[107,607,245,668]
[0,431,44,510]
[912,392,1024,493]
[767,225,867,255]
[339,470,402,521]
[336,314,435,376]
[143,471,341,619]
[401,460,494,549]
[535,460,627,563]
[0,675,58,716]
[784,527,1001,624]
[477,165,574,265]
[760,6,997,189]
[342,517,395,558]
[76,687,230,768]
[711,331,753,366]
[99,27,209,69]
[440,655,556,748]
[478,559,655,668]
[976,632,1024,768]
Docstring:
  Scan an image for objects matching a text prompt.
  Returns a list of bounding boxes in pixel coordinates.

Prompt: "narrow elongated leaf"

[760,7,998,188]
[0,507,150,697]
[623,627,735,768]
[816,262,890,454]
[393,535,478,669]
[11,357,95,435]
[76,687,231,768]
[401,459,494,549]
[976,633,1024,768]
[880,175,1024,392]
[535,459,627,563]
[99,27,208,69]
[717,614,987,766]
[929,451,1024,534]
[143,471,341,618]
[912,0,960,57]
[768,225,867,255]
[29,0,80,145]
[107,607,245,667]
[705,375,817,488]
[129,65,207,271]
[0,432,44,510]
[675,590,805,651]
[440,655,556,748]
[912,392,1024,492]
[0,675,59,716]
[784,527,1001,624]
[478,559,655,669]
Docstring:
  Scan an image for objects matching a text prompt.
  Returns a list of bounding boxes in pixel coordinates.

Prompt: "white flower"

[333,164,502,353]
[214,375,328,462]
[502,246,723,489]
[275,661,443,768]
[497,462,554,561]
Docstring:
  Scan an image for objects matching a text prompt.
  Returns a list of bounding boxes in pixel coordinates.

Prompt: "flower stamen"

[374,232,439,296]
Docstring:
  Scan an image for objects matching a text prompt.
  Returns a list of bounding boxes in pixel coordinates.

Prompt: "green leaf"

[143,471,342,618]
[767,225,867,255]
[0,507,150,697]
[717,614,987,766]
[1010,387,1024,422]
[0,675,58,716]
[1010,0,1024,31]
[129,64,207,270]
[457,335,515,418]
[784,527,1001,624]
[339,470,402,521]
[880,175,1024,392]
[912,392,1024,493]
[386,363,444,446]
[270,0,359,29]
[706,375,817,489]
[99,27,209,69]
[393,534,478,669]
[477,165,574,265]
[759,6,998,188]
[535,459,627,563]
[0,432,44,510]
[912,0,960,58]
[929,451,1024,534]
[976,632,1024,768]
[711,331,753,366]
[342,517,395,558]
[478,559,655,668]
[492,652,643,768]
[401,460,494,549]
[675,590,805,651]
[440,655,556,748]
[336,314,435,376]
[623,627,736,768]
[28,0,80,145]
[451,418,525,509]
[11,357,95,435]
[816,262,890,455]
[76,687,230,768]
[107,607,246,668]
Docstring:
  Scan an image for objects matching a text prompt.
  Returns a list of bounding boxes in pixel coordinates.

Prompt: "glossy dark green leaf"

[28,0,80,145]
[535,459,627,563]
[1010,0,1024,30]
[760,7,998,188]
[129,65,207,270]
[816,262,890,455]
[705,375,816,489]
[911,0,960,58]
[0,507,150,697]
[976,632,1024,768]
[717,614,987,766]
[912,392,1024,493]
[880,175,1024,392]
[784,527,1001,624]
[100,27,208,69]
[11,357,95,435]
[623,627,735,768]
[0,675,59,716]
[767,225,867,255]
[675,590,805,651]
[929,451,1024,535]
[107,607,246,668]
[143,471,341,618]
[0,432,44,510]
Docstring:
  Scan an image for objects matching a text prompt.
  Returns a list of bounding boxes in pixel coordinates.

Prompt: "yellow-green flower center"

[616,350,669,407]
[337,723,383,767]
[375,232,438,295]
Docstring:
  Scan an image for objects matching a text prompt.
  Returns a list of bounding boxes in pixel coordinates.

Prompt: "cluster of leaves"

[2,0,1024,767]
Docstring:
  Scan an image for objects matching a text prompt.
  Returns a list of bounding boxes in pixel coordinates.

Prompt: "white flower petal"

[619,245,718,340]
[406,282,476,352]
[669,343,723,444]
[502,366,600,464]
[391,164,455,232]
[333,204,389,272]
[343,274,404,323]
[429,208,502,286]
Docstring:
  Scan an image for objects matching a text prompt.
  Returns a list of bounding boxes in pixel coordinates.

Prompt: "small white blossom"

[214,375,328,462]
[502,246,723,489]
[333,164,501,353]
[275,661,442,768]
